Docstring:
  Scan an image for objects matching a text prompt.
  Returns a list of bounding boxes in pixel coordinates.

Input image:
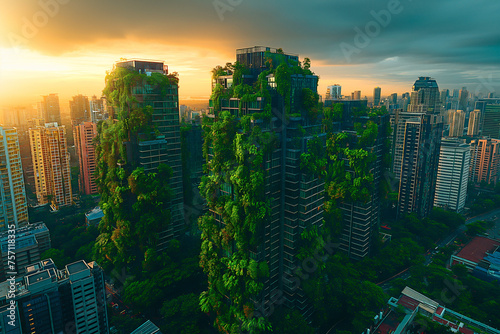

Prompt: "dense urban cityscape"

[1,1,500,334]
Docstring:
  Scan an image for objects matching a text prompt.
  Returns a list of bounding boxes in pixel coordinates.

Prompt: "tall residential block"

[74,122,98,195]
[458,87,468,112]
[482,104,500,139]
[339,115,389,259]
[469,138,500,185]
[108,59,184,247]
[0,127,28,231]
[373,87,381,106]
[434,138,470,212]
[448,110,465,137]
[351,90,361,100]
[397,77,443,219]
[29,123,72,210]
[69,94,91,124]
[0,259,109,334]
[204,47,324,320]
[38,94,62,125]
[326,84,342,100]
[393,77,442,181]
[90,95,108,123]
[467,109,481,136]
[0,222,50,281]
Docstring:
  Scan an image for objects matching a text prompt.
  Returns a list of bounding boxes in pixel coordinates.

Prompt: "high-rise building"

[440,89,449,105]
[38,94,62,125]
[397,77,443,219]
[434,138,470,212]
[0,258,109,334]
[107,59,184,247]
[373,87,381,106]
[90,95,108,123]
[69,94,91,124]
[393,77,442,180]
[389,93,397,105]
[448,110,466,137]
[339,116,389,259]
[407,77,441,113]
[0,127,28,231]
[203,47,324,320]
[74,122,98,195]
[467,109,481,136]
[482,104,500,139]
[458,87,469,112]
[474,98,500,134]
[351,90,361,100]
[326,84,342,100]
[469,138,500,185]
[0,222,50,281]
[29,123,72,210]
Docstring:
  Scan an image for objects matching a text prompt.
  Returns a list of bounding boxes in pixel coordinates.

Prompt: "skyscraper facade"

[458,87,469,112]
[38,94,62,125]
[0,259,109,334]
[90,95,107,123]
[74,122,98,195]
[469,138,500,185]
[448,110,465,137]
[108,59,184,247]
[482,104,500,139]
[373,87,381,106]
[397,77,443,219]
[326,84,342,100]
[351,90,361,100]
[0,127,28,231]
[434,138,470,212]
[70,94,91,124]
[202,47,324,322]
[467,109,481,136]
[29,123,72,210]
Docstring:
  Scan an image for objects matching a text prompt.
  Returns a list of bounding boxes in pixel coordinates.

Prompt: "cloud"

[1,0,499,99]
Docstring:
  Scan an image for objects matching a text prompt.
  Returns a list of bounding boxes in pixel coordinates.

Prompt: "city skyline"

[1,0,500,110]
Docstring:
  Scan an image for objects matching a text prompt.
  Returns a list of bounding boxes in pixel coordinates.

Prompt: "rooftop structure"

[451,236,500,271]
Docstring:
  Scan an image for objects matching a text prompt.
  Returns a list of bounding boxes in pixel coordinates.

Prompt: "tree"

[161,294,202,334]
[40,249,70,268]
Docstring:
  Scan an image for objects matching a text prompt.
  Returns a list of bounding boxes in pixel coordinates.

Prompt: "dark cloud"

[1,0,500,92]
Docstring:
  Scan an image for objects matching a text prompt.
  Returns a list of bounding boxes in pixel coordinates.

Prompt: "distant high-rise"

[0,259,109,334]
[448,110,466,137]
[326,84,342,100]
[397,77,443,219]
[407,77,441,113]
[458,87,469,112]
[374,87,381,106]
[393,77,442,181]
[434,138,470,212]
[467,109,481,136]
[389,93,397,105]
[482,104,500,139]
[469,138,500,185]
[440,89,449,104]
[74,122,98,195]
[29,123,72,210]
[90,95,107,123]
[38,94,61,125]
[351,90,361,100]
[69,94,91,124]
[0,127,28,231]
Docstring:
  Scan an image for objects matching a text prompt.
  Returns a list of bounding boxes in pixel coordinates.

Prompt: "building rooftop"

[66,260,89,275]
[131,320,162,334]
[85,207,105,221]
[455,236,500,264]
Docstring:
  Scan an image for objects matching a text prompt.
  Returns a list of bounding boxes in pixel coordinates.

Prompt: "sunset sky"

[1,0,500,111]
